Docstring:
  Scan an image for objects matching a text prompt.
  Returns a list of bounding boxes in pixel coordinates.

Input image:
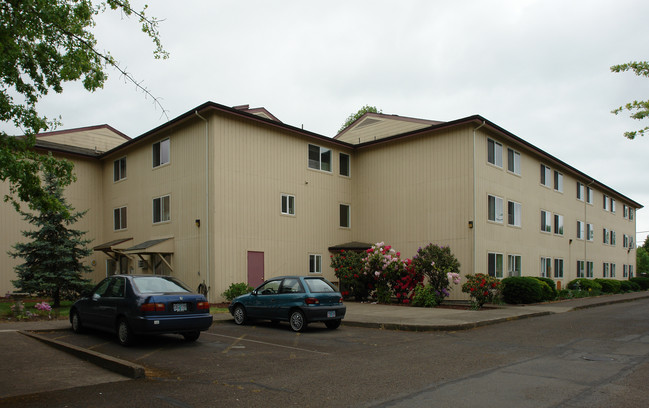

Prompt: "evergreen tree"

[9,172,93,307]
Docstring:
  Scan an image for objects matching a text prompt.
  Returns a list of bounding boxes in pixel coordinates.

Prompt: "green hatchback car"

[228,276,346,332]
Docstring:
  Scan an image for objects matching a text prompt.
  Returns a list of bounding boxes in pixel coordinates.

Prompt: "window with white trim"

[603,262,610,278]
[339,204,350,228]
[587,261,594,278]
[309,254,322,274]
[541,210,552,233]
[554,258,564,278]
[488,252,504,278]
[610,230,616,246]
[554,171,563,192]
[554,214,564,235]
[611,263,616,278]
[488,195,504,223]
[603,228,609,244]
[540,164,551,187]
[586,187,593,204]
[487,139,503,167]
[577,260,585,278]
[507,201,522,227]
[308,144,332,172]
[624,205,629,219]
[610,198,616,213]
[630,208,634,220]
[281,194,295,215]
[577,182,584,201]
[113,206,127,231]
[623,264,629,278]
[623,234,630,248]
[153,138,170,168]
[540,257,551,278]
[587,223,594,241]
[603,195,609,211]
[153,195,170,224]
[577,220,584,240]
[508,254,521,277]
[113,157,126,182]
[339,153,350,177]
[507,148,521,175]
[630,265,634,278]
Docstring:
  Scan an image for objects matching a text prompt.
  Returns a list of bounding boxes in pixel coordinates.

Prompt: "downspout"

[195,110,210,301]
[584,179,595,277]
[473,121,486,275]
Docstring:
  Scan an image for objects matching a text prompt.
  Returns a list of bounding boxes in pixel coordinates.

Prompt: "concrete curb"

[19,330,146,379]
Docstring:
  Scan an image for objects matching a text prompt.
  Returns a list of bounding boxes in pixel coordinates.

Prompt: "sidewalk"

[1,291,648,401]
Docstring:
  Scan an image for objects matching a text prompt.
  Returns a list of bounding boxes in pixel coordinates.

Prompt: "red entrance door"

[247,251,265,288]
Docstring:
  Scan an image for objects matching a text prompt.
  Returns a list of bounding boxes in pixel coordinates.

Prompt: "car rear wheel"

[117,318,134,346]
[183,331,200,342]
[71,310,83,333]
[325,319,341,330]
[233,305,247,325]
[289,310,307,332]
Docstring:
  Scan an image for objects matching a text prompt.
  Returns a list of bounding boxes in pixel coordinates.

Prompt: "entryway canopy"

[122,237,175,273]
[93,237,133,260]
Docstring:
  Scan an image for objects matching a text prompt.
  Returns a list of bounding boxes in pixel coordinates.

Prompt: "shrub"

[330,250,368,300]
[594,279,622,294]
[501,277,544,304]
[363,242,411,304]
[222,282,254,301]
[462,273,501,309]
[534,277,557,300]
[411,284,442,308]
[630,276,649,290]
[411,244,461,305]
[566,279,602,295]
[620,280,640,292]
[392,266,424,304]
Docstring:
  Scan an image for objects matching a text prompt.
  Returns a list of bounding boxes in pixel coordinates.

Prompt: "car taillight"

[305,297,320,305]
[339,297,344,303]
[141,303,166,312]
[197,301,210,311]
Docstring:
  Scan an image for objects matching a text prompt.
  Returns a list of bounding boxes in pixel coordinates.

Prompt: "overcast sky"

[5,0,649,242]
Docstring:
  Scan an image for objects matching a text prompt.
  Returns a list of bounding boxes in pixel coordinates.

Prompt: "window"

[603,195,609,211]
[586,187,593,204]
[540,257,551,278]
[339,153,350,177]
[309,254,322,274]
[113,157,126,182]
[623,264,629,278]
[577,182,584,201]
[623,234,630,248]
[611,263,616,278]
[577,260,585,278]
[339,204,350,228]
[487,139,503,167]
[553,171,563,192]
[540,164,551,187]
[488,253,504,278]
[610,230,616,246]
[554,258,564,278]
[554,214,564,235]
[508,255,521,277]
[630,208,634,220]
[603,262,610,278]
[587,223,594,241]
[488,195,504,223]
[153,138,170,168]
[153,195,170,223]
[577,220,584,240]
[507,201,522,227]
[308,144,331,172]
[507,148,521,175]
[603,228,609,244]
[630,265,634,278]
[281,194,295,215]
[113,206,127,231]
[624,205,629,219]
[541,210,552,233]
[587,261,594,278]
[610,198,616,213]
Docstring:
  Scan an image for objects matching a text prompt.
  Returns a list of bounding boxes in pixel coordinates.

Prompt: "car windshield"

[304,278,337,293]
[132,276,191,294]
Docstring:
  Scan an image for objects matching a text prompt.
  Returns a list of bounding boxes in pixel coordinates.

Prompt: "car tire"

[117,318,134,346]
[325,319,341,330]
[71,310,83,333]
[183,331,200,342]
[233,305,247,325]
[289,310,307,332]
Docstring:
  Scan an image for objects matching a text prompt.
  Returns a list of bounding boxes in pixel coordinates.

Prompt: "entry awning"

[93,237,133,260]
[123,237,174,272]
[328,241,372,253]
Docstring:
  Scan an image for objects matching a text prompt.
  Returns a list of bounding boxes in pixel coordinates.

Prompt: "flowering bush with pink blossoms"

[410,244,461,306]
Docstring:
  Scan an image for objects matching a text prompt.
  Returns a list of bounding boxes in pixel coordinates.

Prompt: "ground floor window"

[487,252,504,278]
[577,260,585,278]
[309,254,322,274]
[554,258,564,278]
[507,255,521,277]
[540,257,551,278]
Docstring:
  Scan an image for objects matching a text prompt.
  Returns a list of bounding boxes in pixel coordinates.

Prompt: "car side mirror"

[92,293,100,301]
[251,290,258,296]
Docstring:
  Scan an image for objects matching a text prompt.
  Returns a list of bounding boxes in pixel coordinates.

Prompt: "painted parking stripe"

[204,332,329,356]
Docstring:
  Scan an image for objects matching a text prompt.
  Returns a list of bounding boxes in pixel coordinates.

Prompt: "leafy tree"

[611,61,649,139]
[338,105,382,133]
[637,247,649,275]
[1,0,167,213]
[9,172,93,307]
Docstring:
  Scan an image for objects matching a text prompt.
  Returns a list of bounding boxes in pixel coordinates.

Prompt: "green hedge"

[534,277,557,300]
[620,280,641,292]
[630,276,649,290]
[502,277,544,304]
[594,279,622,294]
[567,278,602,292]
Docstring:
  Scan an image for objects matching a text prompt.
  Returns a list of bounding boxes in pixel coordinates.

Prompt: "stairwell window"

[339,204,350,228]
[281,194,295,215]
[114,157,126,182]
[339,153,350,177]
[153,195,170,224]
[309,254,322,274]
[114,206,127,231]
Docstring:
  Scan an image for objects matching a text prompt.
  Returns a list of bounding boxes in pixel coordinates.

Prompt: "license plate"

[173,303,187,312]
[327,311,336,318]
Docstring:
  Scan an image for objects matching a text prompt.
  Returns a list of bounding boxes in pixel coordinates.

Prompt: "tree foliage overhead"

[338,105,382,133]
[0,0,167,213]
[611,61,649,139]
[9,171,93,307]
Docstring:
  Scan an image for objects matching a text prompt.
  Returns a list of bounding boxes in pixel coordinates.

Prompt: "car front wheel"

[289,310,307,332]
[233,305,247,325]
[71,310,83,333]
[117,318,134,346]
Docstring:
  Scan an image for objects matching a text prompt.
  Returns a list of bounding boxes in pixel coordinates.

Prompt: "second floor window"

[153,195,170,223]
[281,194,295,215]
[339,153,350,177]
[114,207,127,230]
[114,157,126,181]
[488,195,503,223]
[308,144,331,172]
[153,138,170,168]
[541,210,552,233]
[339,204,350,228]
[508,201,521,227]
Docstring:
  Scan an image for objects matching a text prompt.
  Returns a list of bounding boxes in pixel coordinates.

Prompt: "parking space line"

[221,334,246,354]
[204,332,330,356]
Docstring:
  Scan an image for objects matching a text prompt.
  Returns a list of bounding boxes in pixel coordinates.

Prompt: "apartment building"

[0,102,641,300]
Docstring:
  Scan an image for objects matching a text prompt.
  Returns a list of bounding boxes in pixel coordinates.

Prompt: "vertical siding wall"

[475,128,637,288]
[0,155,105,295]
[353,126,475,298]
[210,112,353,297]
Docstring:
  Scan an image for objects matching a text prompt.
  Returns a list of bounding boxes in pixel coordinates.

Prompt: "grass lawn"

[0,299,72,320]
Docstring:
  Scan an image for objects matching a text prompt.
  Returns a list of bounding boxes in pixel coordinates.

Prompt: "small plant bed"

[0,298,72,322]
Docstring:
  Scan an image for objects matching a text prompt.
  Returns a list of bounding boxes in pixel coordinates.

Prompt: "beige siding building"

[0,102,642,300]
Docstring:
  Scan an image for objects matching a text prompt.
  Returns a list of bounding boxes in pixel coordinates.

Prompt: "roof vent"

[356,118,381,129]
